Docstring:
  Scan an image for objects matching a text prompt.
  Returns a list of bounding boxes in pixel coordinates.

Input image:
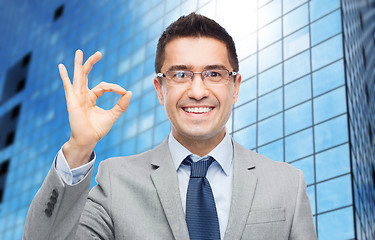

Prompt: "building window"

[1,53,31,104]
[0,160,10,203]
[53,5,64,21]
[0,104,21,150]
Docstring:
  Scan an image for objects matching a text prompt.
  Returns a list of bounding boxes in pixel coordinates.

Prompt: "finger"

[91,82,127,98]
[58,64,73,96]
[83,51,102,76]
[110,91,132,119]
[73,49,84,89]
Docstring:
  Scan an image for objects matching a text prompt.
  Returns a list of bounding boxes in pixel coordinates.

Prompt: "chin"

[180,126,223,140]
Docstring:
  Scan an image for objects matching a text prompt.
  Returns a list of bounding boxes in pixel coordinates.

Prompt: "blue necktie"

[184,156,220,240]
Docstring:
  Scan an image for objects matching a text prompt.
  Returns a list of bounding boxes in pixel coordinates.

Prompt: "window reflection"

[258,89,282,120]
[233,101,256,131]
[313,86,347,123]
[317,207,355,239]
[283,4,308,36]
[283,0,308,14]
[311,10,341,46]
[285,128,313,161]
[136,129,153,153]
[259,64,282,95]
[258,139,284,162]
[312,60,345,97]
[153,121,171,146]
[155,104,168,124]
[291,156,314,184]
[317,175,352,213]
[284,75,311,109]
[236,77,257,106]
[139,111,155,132]
[284,27,310,59]
[316,144,350,182]
[310,0,341,22]
[312,34,343,70]
[239,55,257,80]
[236,33,257,60]
[123,118,138,139]
[314,115,348,152]
[259,0,281,27]
[259,19,281,49]
[259,41,282,72]
[258,113,283,145]
[233,125,256,150]
[285,101,312,135]
[306,185,316,214]
[146,37,158,57]
[284,50,311,83]
[148,19,163,42]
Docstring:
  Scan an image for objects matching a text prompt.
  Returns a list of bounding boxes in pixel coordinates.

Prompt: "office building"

[0,0,373,239]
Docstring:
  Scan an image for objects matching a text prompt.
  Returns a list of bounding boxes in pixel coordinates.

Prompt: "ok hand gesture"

[59,50,132,168]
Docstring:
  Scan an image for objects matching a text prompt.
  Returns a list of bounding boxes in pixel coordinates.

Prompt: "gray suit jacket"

[23,138,317,239]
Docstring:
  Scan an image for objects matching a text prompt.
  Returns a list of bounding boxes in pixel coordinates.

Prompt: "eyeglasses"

[157,69,237,86]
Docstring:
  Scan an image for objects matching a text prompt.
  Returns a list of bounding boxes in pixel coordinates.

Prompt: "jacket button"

[47,202,54,209]
[50,196,57,204]
[52,189,59,198]
[45,208,52,217]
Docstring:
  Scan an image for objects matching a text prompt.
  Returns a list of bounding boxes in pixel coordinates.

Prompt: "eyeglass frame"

[156,69,238,86]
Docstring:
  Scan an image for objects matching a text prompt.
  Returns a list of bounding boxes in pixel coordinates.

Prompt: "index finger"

[91,82,127,99]
[83,51,102,76]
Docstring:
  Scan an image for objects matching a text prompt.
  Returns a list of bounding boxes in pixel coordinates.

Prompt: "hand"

[59,50,132,168]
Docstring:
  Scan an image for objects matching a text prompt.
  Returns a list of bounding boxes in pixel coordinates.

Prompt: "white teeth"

[184,107,213,113]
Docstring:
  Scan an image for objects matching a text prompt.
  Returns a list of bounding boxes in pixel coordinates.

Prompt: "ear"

[154,77,165,106]
[232,73,241,104]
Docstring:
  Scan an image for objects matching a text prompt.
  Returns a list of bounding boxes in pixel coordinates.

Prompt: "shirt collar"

[168,131,233,175]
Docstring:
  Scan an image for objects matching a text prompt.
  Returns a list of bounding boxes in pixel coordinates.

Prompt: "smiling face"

[154,37,241,154]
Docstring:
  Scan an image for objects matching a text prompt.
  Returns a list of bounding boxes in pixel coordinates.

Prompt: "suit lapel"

[150,139,190,240]
[224,140,258,240]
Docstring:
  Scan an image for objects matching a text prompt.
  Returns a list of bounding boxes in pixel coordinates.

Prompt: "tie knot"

[184,156,214,178]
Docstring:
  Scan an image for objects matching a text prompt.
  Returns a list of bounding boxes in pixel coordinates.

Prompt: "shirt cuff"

[55,147,95,185]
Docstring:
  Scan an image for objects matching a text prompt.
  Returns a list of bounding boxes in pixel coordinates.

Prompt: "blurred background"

[0,0,373,239]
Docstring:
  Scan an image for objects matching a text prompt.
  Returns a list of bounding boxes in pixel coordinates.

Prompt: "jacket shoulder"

[97,139,169,175]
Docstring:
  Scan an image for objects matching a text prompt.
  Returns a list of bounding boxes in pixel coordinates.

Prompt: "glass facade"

[341,0,375,239]
[0,0,373,239]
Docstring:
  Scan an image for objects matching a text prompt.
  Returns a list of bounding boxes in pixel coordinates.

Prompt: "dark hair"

[155,13,239,73]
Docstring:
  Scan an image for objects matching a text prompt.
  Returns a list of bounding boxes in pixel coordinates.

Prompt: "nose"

[187,73,210,100]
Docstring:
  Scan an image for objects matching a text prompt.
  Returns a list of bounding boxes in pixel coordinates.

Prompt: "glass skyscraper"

[0,0,373,239]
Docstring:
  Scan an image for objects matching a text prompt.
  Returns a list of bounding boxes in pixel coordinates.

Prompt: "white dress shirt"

[55,148,95,185]
[55,132,234,239]
[168,132,234,239]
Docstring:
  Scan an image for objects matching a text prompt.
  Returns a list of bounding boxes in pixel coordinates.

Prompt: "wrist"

[63,139,96,169]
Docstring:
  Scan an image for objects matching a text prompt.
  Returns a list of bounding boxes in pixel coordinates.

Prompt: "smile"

[183,107,214,113]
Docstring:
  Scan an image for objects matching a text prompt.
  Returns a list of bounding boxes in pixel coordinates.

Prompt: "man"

[23,13,317,239]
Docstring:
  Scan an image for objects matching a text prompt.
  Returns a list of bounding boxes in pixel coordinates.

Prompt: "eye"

[206,70,222,78]
[173,71,188,79]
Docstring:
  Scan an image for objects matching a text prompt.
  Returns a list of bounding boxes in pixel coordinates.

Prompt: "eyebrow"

[167,64,229,72]
[167,65,190,71]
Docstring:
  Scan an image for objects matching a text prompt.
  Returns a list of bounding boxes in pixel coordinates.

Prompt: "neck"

[172,130,226,157]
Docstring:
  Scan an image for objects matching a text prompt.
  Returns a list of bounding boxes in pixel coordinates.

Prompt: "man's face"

[154,37,241,144]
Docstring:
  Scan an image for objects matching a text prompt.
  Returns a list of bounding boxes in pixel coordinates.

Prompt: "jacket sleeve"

[23,159,115,240]
[289,170,317,239]
[23,157,93,239]
[76,160,115,239]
